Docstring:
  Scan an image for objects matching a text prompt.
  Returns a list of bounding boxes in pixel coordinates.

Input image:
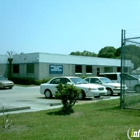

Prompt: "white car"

[40,76,107,99]
[84,77,128,95]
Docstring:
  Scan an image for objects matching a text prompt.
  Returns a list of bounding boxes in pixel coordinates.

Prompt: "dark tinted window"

[121,74,137,80]
[13,64,19,73]
[27,64,34,73]
[60,78,70,84]
[75,65,82,73]
[91,78,100,84]
[100,74,117,80]
[50,78,61,84]
[85,78,90,82]
[86,66,92,73]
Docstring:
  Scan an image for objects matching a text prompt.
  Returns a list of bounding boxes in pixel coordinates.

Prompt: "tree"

[70,50,97,57]
[7,51,15,79]
[98,46,116,58]
[55,83,81,114]
[70,51,81,56]
[115,47,121,58]
[123,45,140,69]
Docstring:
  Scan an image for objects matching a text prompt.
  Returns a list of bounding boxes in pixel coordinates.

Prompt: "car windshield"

[132,75,140,79]
[0,76,6,80]
[100,77,112,83]
[70,77,88,85]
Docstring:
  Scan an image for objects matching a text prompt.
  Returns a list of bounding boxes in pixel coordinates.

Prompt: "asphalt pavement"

[0,85,119,115]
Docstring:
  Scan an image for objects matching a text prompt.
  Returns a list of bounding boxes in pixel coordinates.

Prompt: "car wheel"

[94,96,100,98]
[44,90,52,98]
[9,86,13,89]
[135,85,140,93]
[106,88,113,96]
[78,90,85,100]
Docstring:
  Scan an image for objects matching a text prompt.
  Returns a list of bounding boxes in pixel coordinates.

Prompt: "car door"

[121,74,139,91]
[49,78,61,94]
[90,78,102,85]
[84,78,90,83]
[49,78,71,94]
[60,78,71,84]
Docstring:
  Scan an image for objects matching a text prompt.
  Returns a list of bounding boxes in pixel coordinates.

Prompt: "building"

[0,52,133,80]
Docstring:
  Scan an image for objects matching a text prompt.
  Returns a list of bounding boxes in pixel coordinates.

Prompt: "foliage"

[7,51,15,58]
[115,47,121,58]
[70,45,140,70]
[70,50,97,57]
[123,44,140,69]
[98,46,116,58]
[10,77,50,85]
[10,77,36,85]
[55,83,81,114]
[34,78,51,85]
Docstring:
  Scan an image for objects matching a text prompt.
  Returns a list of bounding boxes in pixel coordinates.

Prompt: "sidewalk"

[0,103,62,115]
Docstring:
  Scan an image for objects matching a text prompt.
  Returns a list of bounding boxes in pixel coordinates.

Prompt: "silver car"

[84,77,128,95]
[0,76,14,89]
[40,76,107,99]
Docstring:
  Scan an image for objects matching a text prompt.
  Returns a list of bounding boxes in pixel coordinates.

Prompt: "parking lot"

[0,85,119,115]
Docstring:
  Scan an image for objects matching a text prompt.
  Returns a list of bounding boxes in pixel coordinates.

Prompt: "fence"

[121,29,140,110]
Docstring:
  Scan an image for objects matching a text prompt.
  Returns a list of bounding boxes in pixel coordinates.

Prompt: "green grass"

[124,94,140,109]
[0,99,140,140]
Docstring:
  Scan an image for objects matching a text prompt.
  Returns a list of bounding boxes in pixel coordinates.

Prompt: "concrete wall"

[38,63,75,79]
[0,55,8,77]
[12,63,39,79]
[0,64,8,77]
[0,53,127,80]
[11,62,121,80]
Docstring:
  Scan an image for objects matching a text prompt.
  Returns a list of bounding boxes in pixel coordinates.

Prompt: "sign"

[127,128,140,140]
[49,65,63,74]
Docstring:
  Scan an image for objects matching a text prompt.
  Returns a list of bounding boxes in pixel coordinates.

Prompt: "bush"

[10,77,51,85]
[34,78,51,85]
[10,77,35,85]
[55,83,81,114]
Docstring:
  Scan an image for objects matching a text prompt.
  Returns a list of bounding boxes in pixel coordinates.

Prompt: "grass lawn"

[0,99,140,140]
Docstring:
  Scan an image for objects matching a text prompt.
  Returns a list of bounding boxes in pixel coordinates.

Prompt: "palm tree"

[7,51,14,79]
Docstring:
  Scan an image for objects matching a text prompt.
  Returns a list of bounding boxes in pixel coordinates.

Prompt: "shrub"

[55,83,81,114]
[10,77,51,85]
[35,78,51,85]
[10,77,35,85]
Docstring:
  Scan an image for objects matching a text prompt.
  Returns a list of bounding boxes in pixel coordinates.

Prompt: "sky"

[1,0,140,55]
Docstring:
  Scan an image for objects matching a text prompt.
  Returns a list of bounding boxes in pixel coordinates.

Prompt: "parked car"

[0,76,14,89]
[40,76,107,99]
[84,77,128,95]
[99,72,140,92]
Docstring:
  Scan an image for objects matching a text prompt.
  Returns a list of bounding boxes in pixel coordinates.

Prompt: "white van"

[99,72,140,92]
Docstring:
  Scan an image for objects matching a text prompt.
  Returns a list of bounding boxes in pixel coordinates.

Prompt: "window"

[50,78,61,84]
[75,65,82,73]
[91,78,100,84]
[97,68,100,76]
[117,67,121,72]
[104,74,117,80]
[27,64,34,74]
[13,64,19,73]
[60,78,70,84]
[85,78,90,83]
[86,66,92,73]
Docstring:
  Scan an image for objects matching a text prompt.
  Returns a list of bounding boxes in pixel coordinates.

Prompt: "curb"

[50,103,62,106]
[0,106,31,113]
